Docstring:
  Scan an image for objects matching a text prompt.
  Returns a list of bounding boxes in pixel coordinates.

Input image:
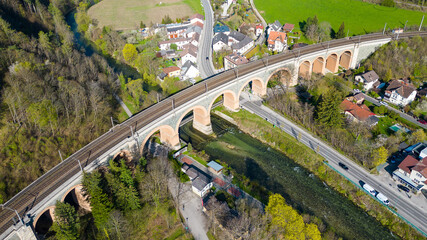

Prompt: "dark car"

[398,184,410,193]
[206,57,209,60]
[338,162,349,170]
[418,119,427,125]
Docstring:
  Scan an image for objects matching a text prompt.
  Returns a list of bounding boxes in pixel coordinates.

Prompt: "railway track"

[0,31,425,236]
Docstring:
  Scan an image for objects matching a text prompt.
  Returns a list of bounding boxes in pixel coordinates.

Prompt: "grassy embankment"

[88,0,202,30]
[215,105,426,240]
[255,0,426,35]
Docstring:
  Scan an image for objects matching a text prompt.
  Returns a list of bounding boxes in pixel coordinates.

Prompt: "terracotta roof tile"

[398,155,419,174]
[267,31,287,45]
[340,99,375,121]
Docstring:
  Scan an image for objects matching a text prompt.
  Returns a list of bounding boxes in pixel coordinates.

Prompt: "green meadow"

[254,0,426,35]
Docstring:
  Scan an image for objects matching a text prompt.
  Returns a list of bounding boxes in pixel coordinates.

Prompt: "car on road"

[354,89,361,93]
[398,184,410,193]
[362,183,377,196]
[376,192,390,205]
[418,119,427,125]
[379,101,388,106]
[206,57,209,60]
[338,162,349,170]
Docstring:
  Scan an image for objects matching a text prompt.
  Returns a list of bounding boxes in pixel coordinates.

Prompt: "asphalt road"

[198,0,216,78]
[1,31,425,237]
[360,92,427,130]
[239,93,427,236]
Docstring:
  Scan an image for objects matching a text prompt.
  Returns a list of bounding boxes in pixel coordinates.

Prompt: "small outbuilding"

[207,161,224,174]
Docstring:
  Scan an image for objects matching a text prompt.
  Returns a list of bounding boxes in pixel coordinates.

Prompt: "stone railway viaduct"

[1,33,419,240]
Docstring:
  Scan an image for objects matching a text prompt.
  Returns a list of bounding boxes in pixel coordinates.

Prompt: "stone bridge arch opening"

[141,125,179,155]
[326,53,339,73]
[267,68,293,88]
[176,105,212,136]
[208,90,239,112]
[34,206,55,237]
[312,57,325,75]
[61,184,91,213]
[298,61,311,79]
[238,78,266,100]
[339,51,352,69]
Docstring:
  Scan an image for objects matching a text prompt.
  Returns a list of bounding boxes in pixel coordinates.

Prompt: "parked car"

[354,89,361,93]
[398,184,410,193]
[379,101,388,106]
[376,192,390,205]
[362,183,377,196]
[418,119,427,125]
[338,162,349,170]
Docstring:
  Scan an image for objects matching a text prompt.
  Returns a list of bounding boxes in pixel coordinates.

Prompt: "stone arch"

[61,184,91,212]
[298,60,311,79]
[208,90,239,112]
[325,53,339,73]
[266,67,294,87]
[238,77,266,99]
[141,125,179,152]
[312,57,325,74]
[176,105,212,135]
[33,206,55,235]
[112,150,133,163]
[339,50,352,69]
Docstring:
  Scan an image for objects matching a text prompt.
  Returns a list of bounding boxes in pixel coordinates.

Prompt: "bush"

[381,0,395,7]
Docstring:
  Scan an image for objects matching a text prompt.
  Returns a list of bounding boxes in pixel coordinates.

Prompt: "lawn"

[88,0,202,30]
[254,0,426,35]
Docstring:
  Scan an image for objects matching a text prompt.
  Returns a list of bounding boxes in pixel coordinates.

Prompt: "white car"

[379,101,388,106]
[354,89,361,93]
[376,192,390,205]
[363,183,377,196]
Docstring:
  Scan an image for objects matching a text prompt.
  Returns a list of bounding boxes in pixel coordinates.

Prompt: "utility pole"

[404,20,408,32]
[419,15,424,31]
[58,150,63,162]
[0,205,24,225]
[110,116,114,128]
[77,159,83,172]
[383,23,387,35]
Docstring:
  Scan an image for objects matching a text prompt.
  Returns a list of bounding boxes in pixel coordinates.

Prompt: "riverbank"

[213,105,424,239]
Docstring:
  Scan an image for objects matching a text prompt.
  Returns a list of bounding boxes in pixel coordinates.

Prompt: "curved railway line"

[0,31,426,236]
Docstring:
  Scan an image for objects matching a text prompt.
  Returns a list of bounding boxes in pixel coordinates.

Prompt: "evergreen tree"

[52,201,80,240]
[106,172,140,211]
[82,171,113,229]
[316,90,343,128]
[336,22,345,39]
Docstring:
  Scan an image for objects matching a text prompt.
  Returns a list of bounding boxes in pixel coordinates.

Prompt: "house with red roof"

[163,66,181,77]
[339,99,378,126]
[393,155,427,192]
[283,23,294,33]
[384,79,417,106]
[255,24,264,37]
[267,31,287,52]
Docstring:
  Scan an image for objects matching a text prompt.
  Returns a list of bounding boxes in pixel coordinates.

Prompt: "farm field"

[87,0,203,30]
[254,0,426,35]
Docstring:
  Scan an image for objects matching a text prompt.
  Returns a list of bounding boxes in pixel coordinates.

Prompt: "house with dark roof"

[185,25,202,38]
[159,37,191,50]
[355,70,380,91]
[267,20,282,35]
[167,25,188,39]
[181,60,199,80]
[224,53,248,70]
[214,24,230,35]
[228,31,254,54]
[384,79,417,106]
[212,32,229,52]
[180,45,197,64]
[340,99,378,126]
[267,31,287,52]
[393,155,427,192]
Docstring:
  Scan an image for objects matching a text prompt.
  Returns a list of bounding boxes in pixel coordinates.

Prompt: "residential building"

[190,13,204,25]
[214,24,230,35]
[354,70,380,91]
[167,25,188,39]
[207,161,224,174]
[267,20,282,35]
[192,175,212,197]
[239,23,257,38]
[340,99,378,126]
[255,24,264,37]
[354,93,365,104]
[159,38,191,50]
[156,49,177,59]
[393,155,427,192]
[384,79,417,106]
[283,23,294,33]
[180,46,197,64]
[181,60,199,80]
[417,87,427,99]
[228,31,254,54]
[267,31,287,52]
[224,53,248,70]
[212,32,229,52]
[185,25,202,38]
[190,32,200,47]
[163,66,181,78]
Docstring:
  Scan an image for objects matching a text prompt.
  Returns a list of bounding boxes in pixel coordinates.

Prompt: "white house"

[181,60,199,80]
[190,33,200,47]
[212,32,229,52]
[255,24,264,37]
[228,31,254,54]
[190,14,204,25]
[355,70,380,91]
[192,175,212,197]
[267,20,282,35]
[384,79,417,106]
[180,44,198,64]
[393,155,427,192]
[159,38,191,50]
[185,25,202,38]
[267,31,287,52]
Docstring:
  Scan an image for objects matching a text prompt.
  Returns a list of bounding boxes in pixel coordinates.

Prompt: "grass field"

[254,0,426,35]
[88,0,203,30]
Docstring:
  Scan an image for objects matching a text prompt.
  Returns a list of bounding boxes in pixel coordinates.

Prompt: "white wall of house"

[256,28,263,37]
[213,41,228,52]
[355,75,378,91]
[224,58,235,70]
[183,66,200,80]
[389,90,416,106]
[271,40,286,52]
[235,41,254,54]
[410,170,426,186]
[190,39,199,47]
[192,182,213,197]
[182,54,197,65]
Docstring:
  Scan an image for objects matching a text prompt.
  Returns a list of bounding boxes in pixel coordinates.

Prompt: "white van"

[363,183,377,196]
[376,192,390,205]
